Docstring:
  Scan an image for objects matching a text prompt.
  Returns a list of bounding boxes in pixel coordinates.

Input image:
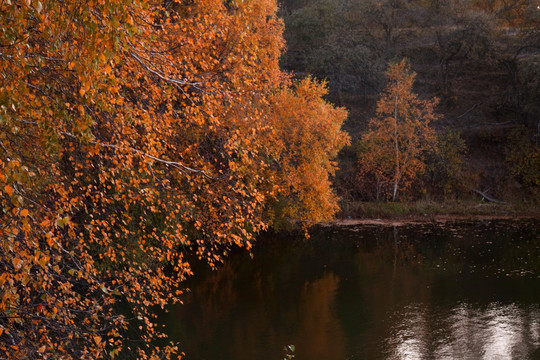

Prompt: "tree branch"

[470,188,507,204]
[13,119,215,179]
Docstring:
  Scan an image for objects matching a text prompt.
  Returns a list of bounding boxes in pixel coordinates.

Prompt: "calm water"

[163,220,540,360]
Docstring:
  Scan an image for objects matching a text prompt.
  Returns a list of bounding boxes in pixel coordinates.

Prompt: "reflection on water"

[164,220,540,360]
[296,273,346,360]
[387,303,540,360]
[388,304,428,360]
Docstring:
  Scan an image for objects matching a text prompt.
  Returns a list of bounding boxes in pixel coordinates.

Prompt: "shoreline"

[328,214,539,227]
[332,199,540,226]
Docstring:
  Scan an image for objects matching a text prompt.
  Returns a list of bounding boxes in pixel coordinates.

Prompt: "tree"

[422,1,498,97]
[0,0,348,359]
[358,60,439,201]
[505,125,540,200]
[280,0,408,103]
[424,130,475,198]
[267,78,349,226]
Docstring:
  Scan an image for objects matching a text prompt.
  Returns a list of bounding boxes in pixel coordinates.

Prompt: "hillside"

[279,0,540,209]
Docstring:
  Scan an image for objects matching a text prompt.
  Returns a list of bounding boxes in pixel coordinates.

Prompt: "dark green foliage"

[505,125,540,199]
[424,130,476,198]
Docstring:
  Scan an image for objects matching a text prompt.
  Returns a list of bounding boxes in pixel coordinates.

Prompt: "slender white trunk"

[393,90,400,201]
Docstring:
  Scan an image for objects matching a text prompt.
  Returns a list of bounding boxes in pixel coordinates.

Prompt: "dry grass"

[337,199,540,220]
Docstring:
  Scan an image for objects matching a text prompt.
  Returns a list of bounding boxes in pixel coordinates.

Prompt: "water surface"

[164,219,540,360]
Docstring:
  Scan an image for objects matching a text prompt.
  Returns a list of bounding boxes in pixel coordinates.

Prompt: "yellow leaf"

[38,345,46,353]
[38,255,48,269]
[20,209,29,217]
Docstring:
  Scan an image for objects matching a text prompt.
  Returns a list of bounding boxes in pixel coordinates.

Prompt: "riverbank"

[333,199,540,226]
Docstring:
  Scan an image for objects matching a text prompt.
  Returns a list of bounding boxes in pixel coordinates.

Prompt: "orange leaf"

[12,257,21,270]
[4,185,14,196]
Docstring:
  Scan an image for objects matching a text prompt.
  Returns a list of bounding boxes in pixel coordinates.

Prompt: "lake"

[163,219,540,360]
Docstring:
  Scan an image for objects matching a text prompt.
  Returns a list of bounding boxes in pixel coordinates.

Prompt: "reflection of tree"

[172,241,349,360]
[294,273,347,359]
[354,226,425,271]
[169,220,540,359]
[193,262,238,327]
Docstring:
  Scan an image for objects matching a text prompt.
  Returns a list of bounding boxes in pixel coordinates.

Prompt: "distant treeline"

[279,0,540,205]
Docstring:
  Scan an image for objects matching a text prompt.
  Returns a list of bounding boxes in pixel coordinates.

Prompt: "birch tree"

[358,60,439,201]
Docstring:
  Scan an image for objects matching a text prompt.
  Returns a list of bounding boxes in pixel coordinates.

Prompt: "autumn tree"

[267,77,349,227]
[358,60,439,201]
[0,0,348,359]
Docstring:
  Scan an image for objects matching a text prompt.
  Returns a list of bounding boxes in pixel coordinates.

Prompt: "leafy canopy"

[0,0,348,359]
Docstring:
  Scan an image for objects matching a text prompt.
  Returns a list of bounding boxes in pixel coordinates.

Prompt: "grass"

[338,198,540,220]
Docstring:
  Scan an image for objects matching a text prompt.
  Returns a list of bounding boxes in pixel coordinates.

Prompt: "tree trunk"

[393,90,400,201]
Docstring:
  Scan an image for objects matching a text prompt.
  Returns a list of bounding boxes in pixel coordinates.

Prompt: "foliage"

[0,0,348,359]
[505,125,540,199]
[518,54,540,114]
[267,78,349,227]
[280,0,389,102]
[470,0,532,26]
[424,130,475,197]
[283,344,296,360]
[429,5,498,96]
[357,60,439,201]
[281,0,540,206]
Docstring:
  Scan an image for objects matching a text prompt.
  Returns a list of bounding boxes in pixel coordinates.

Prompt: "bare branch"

[470,188,507,204]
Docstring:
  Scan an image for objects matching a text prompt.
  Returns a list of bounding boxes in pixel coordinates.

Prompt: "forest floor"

[334,200,540,226]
